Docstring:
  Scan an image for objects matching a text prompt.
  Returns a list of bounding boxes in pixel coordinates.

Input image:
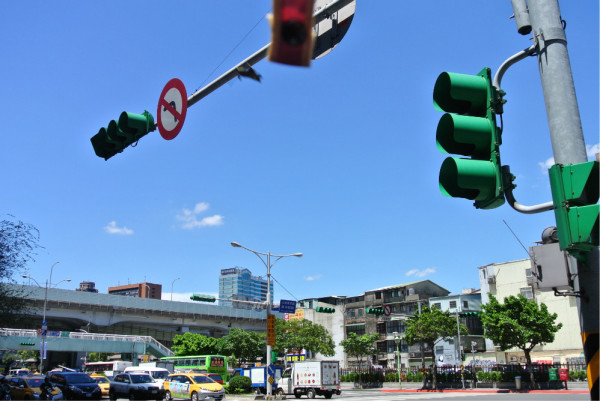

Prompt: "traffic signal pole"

[186,0,355,108]
[526,1,599,398]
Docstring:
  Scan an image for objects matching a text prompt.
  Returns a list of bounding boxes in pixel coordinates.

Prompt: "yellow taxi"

[5,375,61,399]
[90,374,111,397]
[164,372,225,401]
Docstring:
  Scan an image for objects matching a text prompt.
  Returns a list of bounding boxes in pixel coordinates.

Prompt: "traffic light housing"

[462,311,479,316]
[366,308,384,315]
[461,352,466,361]
[434,67,505,209]
[549,161,599,253]
[190,294,216,303]
[91,110,156,160]
[268,0,315,66]
[315,306,335,313]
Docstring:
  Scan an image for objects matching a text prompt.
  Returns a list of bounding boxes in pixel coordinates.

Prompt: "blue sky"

[2,1,598,305]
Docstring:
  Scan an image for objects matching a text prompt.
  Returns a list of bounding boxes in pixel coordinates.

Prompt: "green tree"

[404,305,467,390]
[0,216,42,326]
[87,352,112,363]
[274,318,335,358]
[480,294,562,389]
[221,328,265,366]
[172,332,225,356]
[340,333,379,388]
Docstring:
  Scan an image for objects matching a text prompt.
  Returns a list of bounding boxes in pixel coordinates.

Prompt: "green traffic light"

[90,110,156,160]
[549,161,599,252]
[434,67,505,210]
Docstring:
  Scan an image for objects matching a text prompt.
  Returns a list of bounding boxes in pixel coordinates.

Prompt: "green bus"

[160,355,228,380]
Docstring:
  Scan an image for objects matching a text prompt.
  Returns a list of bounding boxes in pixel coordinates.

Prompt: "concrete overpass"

[1,284,277,368]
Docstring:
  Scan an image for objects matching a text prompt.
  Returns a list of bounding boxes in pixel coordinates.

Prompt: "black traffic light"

[366,308,384,315]
[268,0,315,66]
[91,110,156,160]
[315,306,335,313]
[190,294,216,303]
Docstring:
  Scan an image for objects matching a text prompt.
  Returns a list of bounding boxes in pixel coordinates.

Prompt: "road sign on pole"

[383,304,392,317]
[312,0,356,59]
[157,78,188,140]
[279,299,297,314]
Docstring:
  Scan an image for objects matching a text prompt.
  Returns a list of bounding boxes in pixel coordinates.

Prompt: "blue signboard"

[278,299,296,314]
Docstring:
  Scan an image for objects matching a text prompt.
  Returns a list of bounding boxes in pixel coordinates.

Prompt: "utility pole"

[526,1,599,399]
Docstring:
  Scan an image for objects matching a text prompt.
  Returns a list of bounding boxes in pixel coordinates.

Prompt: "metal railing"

[0,328,173,356]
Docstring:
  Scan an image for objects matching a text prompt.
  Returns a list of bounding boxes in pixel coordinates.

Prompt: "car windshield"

[209,374,222,381]
[93,377,110,384]
[192,375,215,384]
[130,375,154,384]
[65,374,94,384]
[26,378,44,387]
[152,371,169,380]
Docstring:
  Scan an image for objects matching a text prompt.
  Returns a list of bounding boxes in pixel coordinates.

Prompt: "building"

[478,256,584,364]
[428,289,484,367]
[218,267,272,308]
[299,280,450,369]
[108,282,162,300]
[76,281,98,293]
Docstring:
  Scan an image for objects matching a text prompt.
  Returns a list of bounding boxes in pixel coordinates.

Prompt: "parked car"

[163,372,225,401]
[89,374,111,397]
[5,375,62,400]
[109,373,164,401]
[200,373,224,385]
[48,372,101,400]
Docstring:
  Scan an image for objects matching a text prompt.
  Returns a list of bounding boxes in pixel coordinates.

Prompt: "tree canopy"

[172,332,225,356]
[404,305,467,389]
[481,293,562,388]
[0,216,42,326]
[274,318,335,357]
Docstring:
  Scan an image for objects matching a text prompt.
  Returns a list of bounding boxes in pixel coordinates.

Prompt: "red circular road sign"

[157,78,187,140]
[383,304,392,317]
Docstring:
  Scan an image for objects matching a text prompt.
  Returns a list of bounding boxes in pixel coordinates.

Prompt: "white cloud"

[406,267,436,278]
[176,202,224,229]
[587,143,599,159]
[304,275,322,281]
[104,221,133,235]
[538,143,599,175]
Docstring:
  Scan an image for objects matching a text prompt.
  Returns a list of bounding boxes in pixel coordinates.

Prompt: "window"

[375,292,382,299]
[433,303,441,310]
[520,287,534,300]
[449,301,457,308]
[463,300,469,309]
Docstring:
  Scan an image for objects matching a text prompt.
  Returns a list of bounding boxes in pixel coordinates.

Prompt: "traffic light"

[461,352,466,361]
[434,67,505,209]
[365,308,384,315]
[91,110,156,160]
[462,311,479,316]
[268,0,315,66]
[190,294,216,303]
[315,306,335,313]
[549,161,599,252]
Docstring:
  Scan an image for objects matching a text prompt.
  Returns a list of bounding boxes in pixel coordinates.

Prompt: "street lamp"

[230,241,302,397]
[22,262,70,373]
[171,278,180,302]
[393,331,404,389]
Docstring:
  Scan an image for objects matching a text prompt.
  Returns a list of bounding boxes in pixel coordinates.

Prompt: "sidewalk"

[215,381,590,400]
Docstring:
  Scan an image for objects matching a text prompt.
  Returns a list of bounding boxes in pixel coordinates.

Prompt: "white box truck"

[277,361,341,399]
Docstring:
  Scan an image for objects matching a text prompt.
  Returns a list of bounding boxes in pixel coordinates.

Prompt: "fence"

[341,362,588,383]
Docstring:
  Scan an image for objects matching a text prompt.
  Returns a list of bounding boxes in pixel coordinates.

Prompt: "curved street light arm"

[502,166,555,214]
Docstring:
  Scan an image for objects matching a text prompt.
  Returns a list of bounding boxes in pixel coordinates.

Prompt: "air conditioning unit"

[487,276,496,284]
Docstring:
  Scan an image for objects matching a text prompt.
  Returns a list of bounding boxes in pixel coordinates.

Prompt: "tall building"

[76,281,99,293]
[218,267,272,309]
[108,282,162,300]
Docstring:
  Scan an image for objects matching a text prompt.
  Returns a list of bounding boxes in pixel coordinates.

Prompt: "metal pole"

[527,2,599,398]
[171,278,180,302]
[186,0,355,108]
[456,313,464,389]
[266,251,272,398]
[418,302,425,388]
[40,279,48,373]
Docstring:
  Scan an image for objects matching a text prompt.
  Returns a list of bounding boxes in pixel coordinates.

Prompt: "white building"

[478,257,584,364]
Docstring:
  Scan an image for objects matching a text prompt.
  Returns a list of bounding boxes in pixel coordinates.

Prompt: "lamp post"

[231,241,302,398]
[393,331,404,389]
[22,262,70,373]
[170,278,180,302]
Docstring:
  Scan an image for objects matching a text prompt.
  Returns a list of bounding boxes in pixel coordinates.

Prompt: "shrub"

[490,371,502,382]
[227,375,252,394]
